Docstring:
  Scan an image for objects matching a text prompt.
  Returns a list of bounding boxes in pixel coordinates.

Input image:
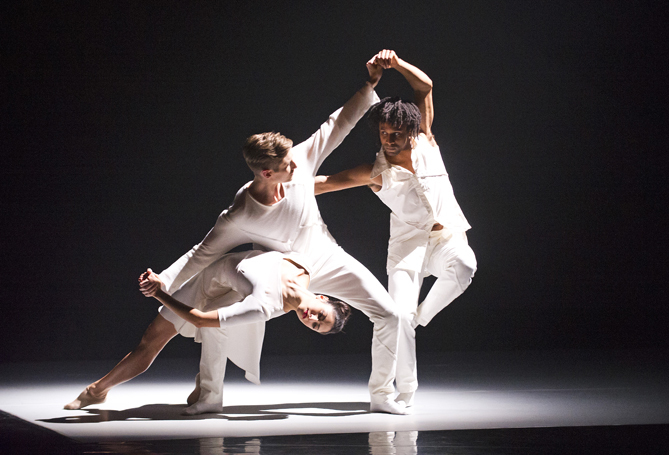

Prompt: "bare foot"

[186,373,201,405]
[64,385,107,410]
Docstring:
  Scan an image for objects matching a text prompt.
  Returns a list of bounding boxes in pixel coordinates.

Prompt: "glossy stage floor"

[1,350,668,454]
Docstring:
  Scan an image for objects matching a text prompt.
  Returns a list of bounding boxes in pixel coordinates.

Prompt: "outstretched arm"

[157,209,251,294]
[139,269,220,328]
[373,50,434,138]
[296,59,382,176]
[315,163,380,195]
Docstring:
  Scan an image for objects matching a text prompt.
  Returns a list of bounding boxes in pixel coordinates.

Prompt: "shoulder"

[225,182,253,216]
[417,132,438,149]
[371,149,390,178]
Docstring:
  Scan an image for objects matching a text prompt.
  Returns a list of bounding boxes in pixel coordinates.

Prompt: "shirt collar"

[371,147,390,178]
[371,140,421,179]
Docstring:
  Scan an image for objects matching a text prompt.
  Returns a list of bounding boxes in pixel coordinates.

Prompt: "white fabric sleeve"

[217,294,283,326]
[158,212,251,294]
[294,83,380,176]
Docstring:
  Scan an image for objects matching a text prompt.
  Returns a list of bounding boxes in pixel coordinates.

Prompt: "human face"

[297,296,336,334]
[272,149,297,182]
[379,122,412,157]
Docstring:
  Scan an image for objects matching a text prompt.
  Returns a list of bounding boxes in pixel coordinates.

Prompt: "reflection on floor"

[3,412,668,455]
[1,350,668,454]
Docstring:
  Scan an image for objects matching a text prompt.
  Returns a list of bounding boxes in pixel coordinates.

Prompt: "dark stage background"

[2,1,667,364]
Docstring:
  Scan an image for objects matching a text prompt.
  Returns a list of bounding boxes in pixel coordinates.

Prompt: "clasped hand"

[138,268,163,297]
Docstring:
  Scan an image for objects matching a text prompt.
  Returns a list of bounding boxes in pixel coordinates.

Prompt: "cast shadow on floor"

[39,401,370,424]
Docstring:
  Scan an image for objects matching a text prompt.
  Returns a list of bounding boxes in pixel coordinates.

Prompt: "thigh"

[140,313,178,348]
[424,232,476,278]
[309,248,396,320]
[388,268,421,312]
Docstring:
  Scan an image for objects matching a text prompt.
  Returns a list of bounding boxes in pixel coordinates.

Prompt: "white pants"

[160,252,267,407]
[308,247,400,403]
[187,246,400,407]
[389,231,476,393]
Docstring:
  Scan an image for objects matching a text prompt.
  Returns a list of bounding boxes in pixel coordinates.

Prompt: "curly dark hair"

[317,294,352,335]
[366,96,422,138]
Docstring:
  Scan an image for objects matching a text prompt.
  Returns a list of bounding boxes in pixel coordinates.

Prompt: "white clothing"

[161,250,293,386]
[389,230,476,392]
[371,134,471,272]
[371,134,476,393]
[158,84,401,404]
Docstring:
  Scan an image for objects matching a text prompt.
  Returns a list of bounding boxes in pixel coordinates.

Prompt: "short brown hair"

[242,132,293,173]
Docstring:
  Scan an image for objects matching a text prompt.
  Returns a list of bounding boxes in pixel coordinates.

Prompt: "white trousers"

[189,246,400,407]
[197,325,229,406]
[160,252,267,407]
[389,231,476,393]
[307,247,400,403]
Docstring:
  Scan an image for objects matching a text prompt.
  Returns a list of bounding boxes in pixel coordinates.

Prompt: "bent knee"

[373,306,400,330]
[454,251,477,289]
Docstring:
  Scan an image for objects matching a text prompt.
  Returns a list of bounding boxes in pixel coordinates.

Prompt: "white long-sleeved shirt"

[156,84,378,385]
[159,83,379,293]
[371,134,471,272]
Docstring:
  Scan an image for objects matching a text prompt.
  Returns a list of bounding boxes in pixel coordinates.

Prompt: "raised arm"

[295,63,382,175]
[314,163,380,195]
[373,50,434,138]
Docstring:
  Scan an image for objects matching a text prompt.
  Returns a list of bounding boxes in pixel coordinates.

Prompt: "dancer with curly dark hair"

[316,50,477,409]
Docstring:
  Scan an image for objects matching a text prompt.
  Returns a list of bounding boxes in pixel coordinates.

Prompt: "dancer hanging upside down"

[65,250,351,414]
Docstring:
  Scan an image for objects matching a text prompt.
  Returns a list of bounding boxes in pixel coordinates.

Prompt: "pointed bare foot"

[186,373,201,405]
[64,385,107,410]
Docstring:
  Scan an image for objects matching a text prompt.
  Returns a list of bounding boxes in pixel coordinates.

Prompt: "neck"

[249,177,283,205]
[282,282,314,312]
[385,147,414,173]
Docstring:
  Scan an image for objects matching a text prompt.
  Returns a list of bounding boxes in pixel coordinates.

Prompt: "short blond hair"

[242,132,293,173]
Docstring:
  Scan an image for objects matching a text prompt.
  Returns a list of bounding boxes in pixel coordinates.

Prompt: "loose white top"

[371,134,471,271]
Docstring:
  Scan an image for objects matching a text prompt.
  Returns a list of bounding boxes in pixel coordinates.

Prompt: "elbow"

[422,73,433,90]
[314,176,328,195]
[416,78,433,96]
[192,318,207,329]
[190,311,214,328]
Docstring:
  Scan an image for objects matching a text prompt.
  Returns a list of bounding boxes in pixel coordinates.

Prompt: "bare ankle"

[86,384,107,399]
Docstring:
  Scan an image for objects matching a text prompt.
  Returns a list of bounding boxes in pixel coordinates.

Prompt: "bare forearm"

[314,164,375,195]
[154,290,220,328]
[314,175,362,195]
[393,56,434,135]
[394,58,433,94]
